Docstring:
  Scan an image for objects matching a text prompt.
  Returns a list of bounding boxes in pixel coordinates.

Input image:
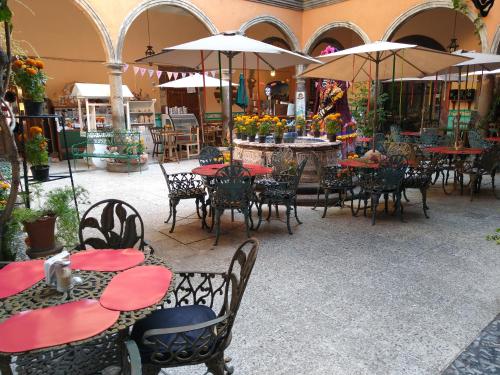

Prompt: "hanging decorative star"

[472,0,495,17]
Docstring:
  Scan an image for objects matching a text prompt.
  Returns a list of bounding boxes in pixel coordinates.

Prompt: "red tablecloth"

[401,131,420,137]
[100,266,173,311]
[70,249,145,272]
[425,146,483,155]
[0,299,119,353]
[338,159,379,169]
[192,163,272,177]
[356,137,372,143]
[0,260,45,299]
[486,137,500,142]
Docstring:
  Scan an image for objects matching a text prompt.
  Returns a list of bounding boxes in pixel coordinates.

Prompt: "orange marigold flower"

[26,67,37,75]
[25,58,36,66]
[34,60,44,69]
[30,126,43,135]
[12,60,23,69]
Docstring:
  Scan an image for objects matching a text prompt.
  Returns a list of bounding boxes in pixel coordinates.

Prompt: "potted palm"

[25,126,50,181]
[12,57,47,115]
[325,113,342,142]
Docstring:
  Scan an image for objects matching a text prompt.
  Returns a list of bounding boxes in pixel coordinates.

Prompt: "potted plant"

[325,113,342,142]
[258,115,272,143]
[311,115,322,138]
[274,118,285,144]
[246,116,258,142]
[234,116,242,139]
[12,57,47,115]
[25,126,50,181]
[6,185,88,259]
[296,116,305,136]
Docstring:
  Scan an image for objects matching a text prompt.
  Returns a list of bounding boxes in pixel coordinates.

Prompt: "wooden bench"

[71,130,144,172]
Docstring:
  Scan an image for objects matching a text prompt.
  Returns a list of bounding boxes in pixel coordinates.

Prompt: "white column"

[106,63,126,130]
[295,64,306,118]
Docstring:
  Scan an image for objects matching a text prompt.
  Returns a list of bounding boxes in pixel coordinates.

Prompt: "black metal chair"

[199,146,224,166]
[78,199,152,253]
[357,165,406,225]
[317,165,356,218]
[374,132,386,153]
[463,145,499,201]
[125,238,259,375]
[160,164,207,233]
[212,165,254,246]
[402,156,440,218]
[149,127,164,158]
[257,158,307,234]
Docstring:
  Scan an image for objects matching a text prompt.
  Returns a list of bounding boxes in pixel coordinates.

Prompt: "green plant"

[25,126,48,166]
[258,120,272,136]
[12,56,47,102]
[295,116,305,130]
[452,0,484,36]
[486,228,500,245]
[324,113,342,134]
[350,83,389,136]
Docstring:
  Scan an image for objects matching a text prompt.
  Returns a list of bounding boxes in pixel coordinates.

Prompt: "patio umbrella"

[299,41,469,148]
[235,73,248,110]
[137,31,320,161]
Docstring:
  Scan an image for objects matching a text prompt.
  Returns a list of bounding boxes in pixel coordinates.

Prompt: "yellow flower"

[26,67,37,75]
[273,116,280,122]
[30,126,43,136]
[0,182,9,189]
[25,58,36,66]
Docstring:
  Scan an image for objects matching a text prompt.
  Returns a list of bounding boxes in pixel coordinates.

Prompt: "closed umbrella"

[300,41,469,148]
[235,73,248,110]
[137,31,319,162]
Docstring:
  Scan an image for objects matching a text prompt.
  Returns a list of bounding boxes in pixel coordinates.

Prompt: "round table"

[424,146,483,155]
[0,252,173,375]
[401,131,420,137]
[192,163,272,177]
[486,137,500,143]
[338,159,379,169]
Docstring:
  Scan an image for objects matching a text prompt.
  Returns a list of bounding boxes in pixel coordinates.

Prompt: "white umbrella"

[137,32,320,161]
[157,73,235,88]
[300,41,468,146]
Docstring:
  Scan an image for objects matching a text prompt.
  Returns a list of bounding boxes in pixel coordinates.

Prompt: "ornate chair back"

[285,158,308,193]
[477,144,500,173]
[213,165,252,206]
[268,148,295,181]
[199,146,224,165]
[390,125,402,142]
[160,164,203,197]
[420,128,440,147]
[78,199,146,251]
[374,133,386,153]
[468,129,492,149]
[323,165,354,189]
[149,127,163,145]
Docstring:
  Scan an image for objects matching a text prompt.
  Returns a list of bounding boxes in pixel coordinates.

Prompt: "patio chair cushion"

[131,304,217,362]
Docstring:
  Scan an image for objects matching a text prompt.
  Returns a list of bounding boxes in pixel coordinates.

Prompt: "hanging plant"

[452,0,485,37]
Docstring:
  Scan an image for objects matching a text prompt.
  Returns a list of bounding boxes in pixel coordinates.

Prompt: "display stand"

[16,115,78,213]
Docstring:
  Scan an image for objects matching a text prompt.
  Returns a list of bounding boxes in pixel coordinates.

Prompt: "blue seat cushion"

[131,305,217,363]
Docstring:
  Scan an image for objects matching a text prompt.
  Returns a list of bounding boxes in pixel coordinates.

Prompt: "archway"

[121,3,216,121]
[10,0,111,103]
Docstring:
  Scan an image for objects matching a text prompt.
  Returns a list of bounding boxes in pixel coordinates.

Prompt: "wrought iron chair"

[402,156,440,218]
[390,125,403,142]
[256,158,307,234]
[212,165,254,246]
[374,132,386,153]
[419,130,440,148]
[463,145,499,201]
[125,238,259,375]
[149,127,164,158]
[310,151,340,210]
[318,165,356,218]
[199,146,224,166]
[160,164,207,233]
[357,164,406,225]
[468,129,492,149]
[78,199,153,253]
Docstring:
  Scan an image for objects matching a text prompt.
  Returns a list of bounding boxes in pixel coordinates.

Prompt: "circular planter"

[30,165,49,182]
[24,214,63,259]
[327,133,337,142]
[24,100,44,116]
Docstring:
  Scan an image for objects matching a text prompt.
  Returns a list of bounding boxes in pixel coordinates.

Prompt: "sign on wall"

[295,91,306,118]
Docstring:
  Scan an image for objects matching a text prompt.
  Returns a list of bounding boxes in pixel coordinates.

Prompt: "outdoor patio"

[48,159,500,375]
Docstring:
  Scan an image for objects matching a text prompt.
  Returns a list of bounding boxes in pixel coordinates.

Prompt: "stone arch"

[239,15,300,51]
[382,1,488,52]
[491,26,500,54]
[303,21,370,54]
[74,0,115,61]
[115,0,219,62]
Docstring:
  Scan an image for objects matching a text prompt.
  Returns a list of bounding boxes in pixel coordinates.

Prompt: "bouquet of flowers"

[25,126,48,167]
[12,57,47,102]
[325,113,342,135]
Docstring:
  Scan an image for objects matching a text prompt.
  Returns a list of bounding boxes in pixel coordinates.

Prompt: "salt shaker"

[56,260,72,293]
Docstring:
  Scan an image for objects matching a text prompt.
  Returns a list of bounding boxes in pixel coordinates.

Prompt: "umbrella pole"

[200,51,208,146]
[454,66,462,149]
[420,83,427,132]
[228,53,234,163]
[372,53,380,151]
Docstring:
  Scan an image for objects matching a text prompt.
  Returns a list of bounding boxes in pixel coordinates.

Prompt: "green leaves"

[0,1,12,24]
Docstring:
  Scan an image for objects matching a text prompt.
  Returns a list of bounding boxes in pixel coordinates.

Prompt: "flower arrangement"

[25,126,48,167]
[12,57,47,102]
[336,133,358,142]
[346,152,359,159]
[274,118,286,138]
[234,116,247,136]
[295,116,305,132]
[325,113,342,135]
[0,180,10,211]
[257,115,272,140]
[311,114,322,135]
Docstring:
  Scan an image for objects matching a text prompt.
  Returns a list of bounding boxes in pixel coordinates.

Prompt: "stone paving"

[48,158,500,375]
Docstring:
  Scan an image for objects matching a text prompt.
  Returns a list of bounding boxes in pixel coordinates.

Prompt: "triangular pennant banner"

[167,71,173,80]
[173,72,179,80]
[139,67,146,77]
[156,70,162,79]
[181,72,187,78]
[133,66,140,75]
[123,64,129,73]
[148,69,154,78]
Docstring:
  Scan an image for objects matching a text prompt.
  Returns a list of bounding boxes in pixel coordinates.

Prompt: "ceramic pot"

[30,165,49,182]
[24,100,44,116]
[327,133,337,142]
[275,137,283,144]
[24,214,62,258]
[258,136,266,143]
[248,135,256,142]
[241,133,248,141]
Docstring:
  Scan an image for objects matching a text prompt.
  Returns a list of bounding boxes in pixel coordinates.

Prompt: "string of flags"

[123,64,219,81]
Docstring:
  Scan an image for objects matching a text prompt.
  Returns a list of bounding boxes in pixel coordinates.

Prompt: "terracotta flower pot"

[30,165,49,182]
[24,214,62,258]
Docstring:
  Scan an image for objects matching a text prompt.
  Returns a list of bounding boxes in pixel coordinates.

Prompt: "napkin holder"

[44,251,70,288]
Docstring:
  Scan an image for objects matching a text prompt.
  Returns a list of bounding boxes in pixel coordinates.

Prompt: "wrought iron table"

[0,253,173,375]
[192,163,272,177]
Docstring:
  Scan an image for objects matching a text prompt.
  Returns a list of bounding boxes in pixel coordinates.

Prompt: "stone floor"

[46,158,500,375]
